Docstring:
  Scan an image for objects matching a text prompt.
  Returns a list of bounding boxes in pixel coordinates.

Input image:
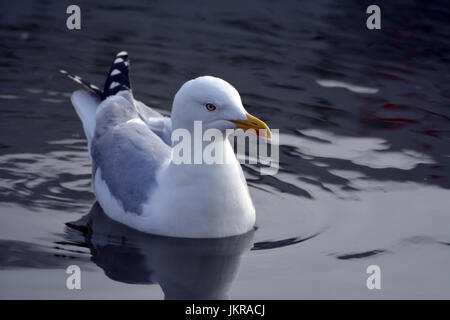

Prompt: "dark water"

[1,0,450,299]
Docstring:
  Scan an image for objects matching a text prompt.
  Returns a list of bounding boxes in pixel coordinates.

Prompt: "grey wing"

[91,95,171,215]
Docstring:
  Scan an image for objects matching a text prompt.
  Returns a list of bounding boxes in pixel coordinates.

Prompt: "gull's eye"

[205,103,216,111]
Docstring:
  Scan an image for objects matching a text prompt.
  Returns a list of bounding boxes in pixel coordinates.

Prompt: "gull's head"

[171,76,271,139]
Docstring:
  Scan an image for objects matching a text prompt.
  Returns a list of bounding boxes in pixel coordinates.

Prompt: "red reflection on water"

[382,103,411,110]
[373,117,417,125]
[375,71,409,83]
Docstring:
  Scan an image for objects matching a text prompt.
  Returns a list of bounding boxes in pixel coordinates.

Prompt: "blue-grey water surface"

[1,0,450,299]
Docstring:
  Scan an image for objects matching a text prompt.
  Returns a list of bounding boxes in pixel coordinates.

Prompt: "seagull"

[61,51,271,238]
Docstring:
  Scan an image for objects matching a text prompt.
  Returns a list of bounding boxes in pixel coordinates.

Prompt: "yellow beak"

[231,113,271,139]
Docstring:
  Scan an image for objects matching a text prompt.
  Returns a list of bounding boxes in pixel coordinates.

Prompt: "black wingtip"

[101,51,131,100]
[60,69,103,97]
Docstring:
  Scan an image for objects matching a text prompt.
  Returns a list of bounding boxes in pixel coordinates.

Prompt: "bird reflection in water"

[66,203,254,300]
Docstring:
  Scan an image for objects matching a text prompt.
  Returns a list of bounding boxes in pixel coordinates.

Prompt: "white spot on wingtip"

[117,51,128,57]
[110,69,121,76]
[114,58,124,64]
[109,82,120,89]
